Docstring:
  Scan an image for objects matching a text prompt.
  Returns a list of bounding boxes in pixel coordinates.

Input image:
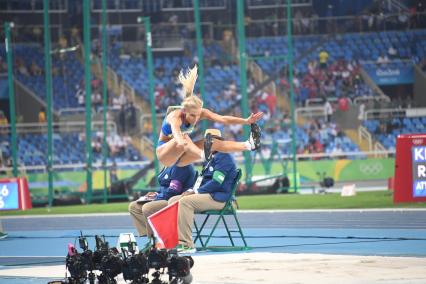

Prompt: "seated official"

[168,129,238,253]
[129,163,196,237]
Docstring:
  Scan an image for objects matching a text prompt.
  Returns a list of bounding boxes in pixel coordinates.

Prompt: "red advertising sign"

[394,134,426,203]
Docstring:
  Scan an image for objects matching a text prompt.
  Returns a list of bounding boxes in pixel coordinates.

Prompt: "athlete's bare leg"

[176,137,248,167]
[176,139,204,167]
[156,139,186,167]
[157,135,205,167]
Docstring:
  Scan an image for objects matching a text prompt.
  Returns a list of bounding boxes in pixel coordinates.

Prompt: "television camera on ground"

[48,232,193,284]
[316,172,334,194]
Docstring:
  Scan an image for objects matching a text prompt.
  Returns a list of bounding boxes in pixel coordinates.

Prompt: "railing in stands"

[140,113,166,135]
[389,0,409,13]
[0,160,151,175]
[0,0,67,13]
[305,97,340,107]
[358,125,372,151]
[295,106,326,121]
[247,0,312,9]
[353,95,391,105]
[247,59,278,106]
[363,108,419,120]
[58,105,141,116]
[374,141,387,157]
[160,0,227,11]
[0,121,117,134]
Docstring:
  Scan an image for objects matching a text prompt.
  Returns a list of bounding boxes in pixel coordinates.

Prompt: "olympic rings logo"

[359,162,383,175]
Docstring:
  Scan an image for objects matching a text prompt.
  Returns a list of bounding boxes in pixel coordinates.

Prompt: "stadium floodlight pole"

[236,0,253,184]
[101,0,108,203]
[139,16,160,182]
[83,0,93,202]
[43,0,54,207]
[287,0,298,192]
[193,0,207,132]
[4,22,18,177]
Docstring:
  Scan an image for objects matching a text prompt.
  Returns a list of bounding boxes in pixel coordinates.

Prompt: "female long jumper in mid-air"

[155,65,263,167]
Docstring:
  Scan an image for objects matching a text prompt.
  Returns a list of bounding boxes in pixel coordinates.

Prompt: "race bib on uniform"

[213,170,226,184]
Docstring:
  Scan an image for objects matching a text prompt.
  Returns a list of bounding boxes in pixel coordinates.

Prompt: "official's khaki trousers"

[128,200,168,237]
[168,193,225,248]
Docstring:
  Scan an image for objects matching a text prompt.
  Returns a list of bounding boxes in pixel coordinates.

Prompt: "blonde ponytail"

[179,65,203,110]
[178,65,198,98]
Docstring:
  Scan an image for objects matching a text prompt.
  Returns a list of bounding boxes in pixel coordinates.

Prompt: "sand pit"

[1,253,426,284]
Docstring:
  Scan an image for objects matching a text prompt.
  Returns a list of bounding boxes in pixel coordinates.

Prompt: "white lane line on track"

[2,208,426,219]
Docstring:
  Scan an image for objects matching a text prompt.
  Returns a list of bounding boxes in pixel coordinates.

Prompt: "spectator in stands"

[111,94,121,110]
[324,99,333,123]
[155,65,165,78]
[76,88,85,107]
[377,53,390,65]
[38,107,46,123]
[326,5,335,33]
[32,27,42,43]
[301,12,311,34]
[229,122,242,141]
[70,27,80,46]
[0,112,8,136]
[310,10,319,34]
[168,129,238,254]
[128,163,195,238]
[409,5,418,28]
[16,58,29,76]
[293,10,303,34]
[109,161,118,184]
[118,91,127,107]
[332,143,343,156]
[126,102,137,134]
[258,91,276,115]
[308,60,317,75]
[0,57,8,73]
[420,58,426,72]
[92,136,102,154]
[51,65,59,77]
[30,60,42,76]
[143,120,153,134]
[324,79,336,97]
[92,90,102,112]
[388,45,398,59]
[368,13,375,30]
[417,1,425,27]
[118,105,127,134]
[398,11,409,28]
[358,102,366,121]
[338,96,349,112]
[58,35,68,59]
[91,79,101,90]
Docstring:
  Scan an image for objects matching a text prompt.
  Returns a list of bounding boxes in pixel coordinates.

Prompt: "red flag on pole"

[147,201,179,249]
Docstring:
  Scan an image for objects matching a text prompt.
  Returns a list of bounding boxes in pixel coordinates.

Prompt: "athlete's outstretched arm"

[201,108,263,125]
[169,110,186,146]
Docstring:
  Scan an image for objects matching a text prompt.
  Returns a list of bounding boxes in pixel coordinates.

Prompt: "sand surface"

[1,253,426,283]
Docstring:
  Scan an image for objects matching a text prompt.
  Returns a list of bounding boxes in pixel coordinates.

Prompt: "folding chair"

[193,169,251,251]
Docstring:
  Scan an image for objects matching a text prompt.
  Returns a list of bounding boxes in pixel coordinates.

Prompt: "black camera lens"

[168,256,191,278]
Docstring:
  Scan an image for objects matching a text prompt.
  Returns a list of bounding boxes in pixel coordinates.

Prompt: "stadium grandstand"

[0,0,425,205]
